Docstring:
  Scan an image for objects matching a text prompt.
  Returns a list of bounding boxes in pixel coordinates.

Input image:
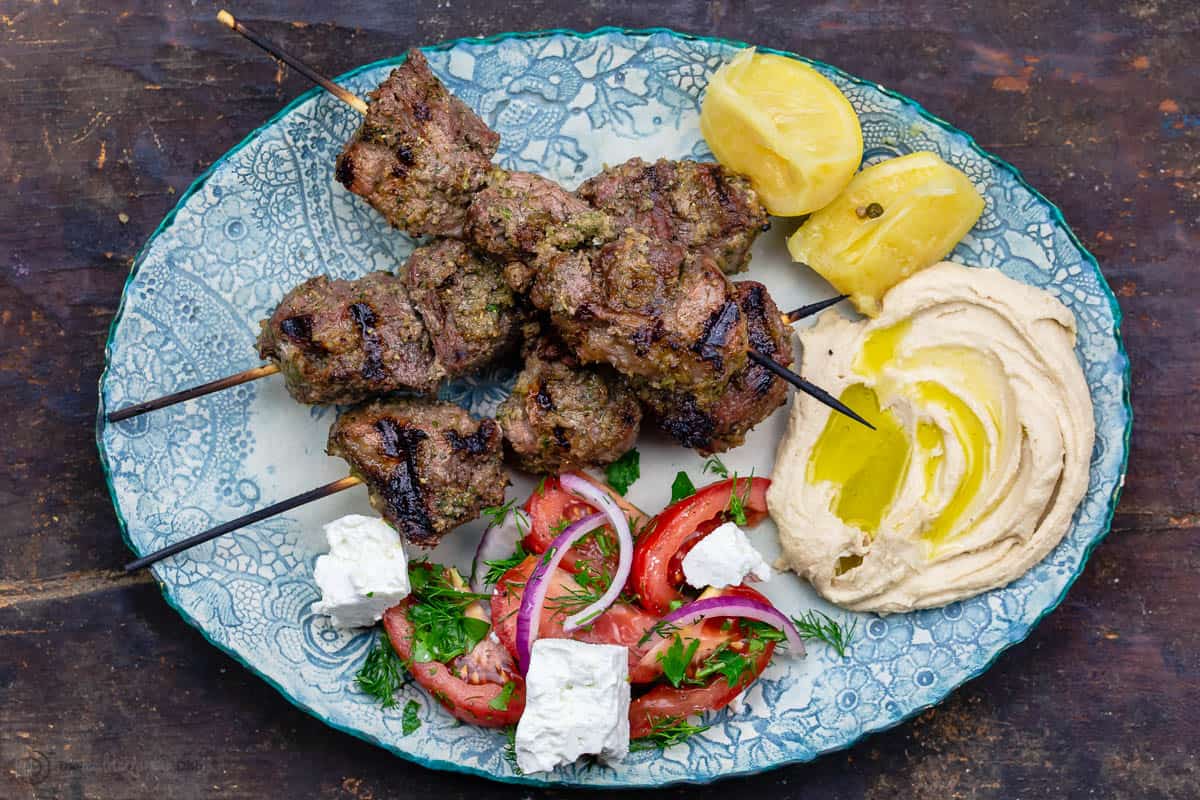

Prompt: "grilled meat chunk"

[577,158,769,274]
[257,272,443,405]
[466,169,614,288]
[336,49,499,238]
[498,335,641,474]
[405,239,523,376]
[530,229,748,396]
[640,281,792,453]
[328,399,507,545]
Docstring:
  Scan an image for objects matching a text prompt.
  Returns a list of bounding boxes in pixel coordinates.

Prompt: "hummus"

[768,262,1095,612]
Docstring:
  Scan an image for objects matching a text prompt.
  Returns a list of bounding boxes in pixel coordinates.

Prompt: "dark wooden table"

[1,1,1196,797]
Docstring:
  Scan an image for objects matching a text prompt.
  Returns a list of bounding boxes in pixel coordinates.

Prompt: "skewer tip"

[217,10,236,29]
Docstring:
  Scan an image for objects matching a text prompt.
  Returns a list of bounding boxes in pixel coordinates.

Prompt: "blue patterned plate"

[97,28,1131,787]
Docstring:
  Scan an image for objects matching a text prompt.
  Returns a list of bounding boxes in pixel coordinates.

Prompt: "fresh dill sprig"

[791,609,857,658]
[702,455,729,478]
[637,618,682,646]
[482,542,527,586]
[701,457,753,524]
[354,633,407,708]
[407,566,491,664]
[481,498,529,537]
[481,497,517,527]
[726,469,754,526]
[545,565,609,619]
[630,716,712,751]
[503,726,523,774]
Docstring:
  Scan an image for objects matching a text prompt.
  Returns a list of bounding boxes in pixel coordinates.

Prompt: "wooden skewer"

[104,292,844,423]
[217,10,369,114]
[748,351,875,430]
[124,475,363,572]
[106,363,280,423]
[780,294,848,325]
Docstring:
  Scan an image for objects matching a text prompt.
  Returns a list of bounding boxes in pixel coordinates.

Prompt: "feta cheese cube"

[311,514,409,628]
[515,639,630,773]
[681,521,773,589]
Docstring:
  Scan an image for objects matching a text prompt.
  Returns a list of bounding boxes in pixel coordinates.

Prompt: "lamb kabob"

[573,158,797,452]
[329,44,864,431]
[111,31,861,435]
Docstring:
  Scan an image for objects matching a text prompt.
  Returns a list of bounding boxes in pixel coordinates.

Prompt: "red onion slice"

[558,472,635,633]
[514,511,608,672]
[652,595,807,656]
[469,506,530,594]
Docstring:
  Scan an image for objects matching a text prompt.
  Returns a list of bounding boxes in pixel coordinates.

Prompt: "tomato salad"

[375,471,804,749]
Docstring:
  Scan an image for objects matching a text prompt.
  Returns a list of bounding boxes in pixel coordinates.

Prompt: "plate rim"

[95,25,1133,788]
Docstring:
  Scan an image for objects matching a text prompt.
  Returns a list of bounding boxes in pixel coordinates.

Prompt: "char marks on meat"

[497,334,642,474]
[348,302,386,381]
[279,315,314,345]
[576,157,769,274]
[257,273,444,405]
[336,49,500,238]
[328,399,507,545]
[640,281,792,453]
[404,239,522,375]
[529,229,748,397]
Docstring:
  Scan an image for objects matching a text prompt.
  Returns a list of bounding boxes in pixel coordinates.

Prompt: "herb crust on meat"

[336,49,499,238]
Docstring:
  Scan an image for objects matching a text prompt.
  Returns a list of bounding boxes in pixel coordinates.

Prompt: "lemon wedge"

[701,48,863,216]
[787,151,985,316]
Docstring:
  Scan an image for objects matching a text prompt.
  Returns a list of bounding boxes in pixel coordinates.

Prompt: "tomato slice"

[522,473,649,575]
[383,600,525,727]
[627,584,774,683]
[631,477,771,615]
[491,556,658,676]
[628,584,778,737]
[629,641,773,738]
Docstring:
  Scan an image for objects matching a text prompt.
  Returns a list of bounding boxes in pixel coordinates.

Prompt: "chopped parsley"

[657,635,701,688]
[406,566,490,664]
[401,700,421,735]
[703,455,729,478]
[630,716,712,751]
[692,646,752,687]
[670,471,696,504]
[605,448,640,495]
[792,610,857,658]
[482,542,528,586]
[354,633,407,708]
[489,681,517,711]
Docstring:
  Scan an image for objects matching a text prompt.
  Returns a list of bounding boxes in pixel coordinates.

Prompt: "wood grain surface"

[1,1,1197,797]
